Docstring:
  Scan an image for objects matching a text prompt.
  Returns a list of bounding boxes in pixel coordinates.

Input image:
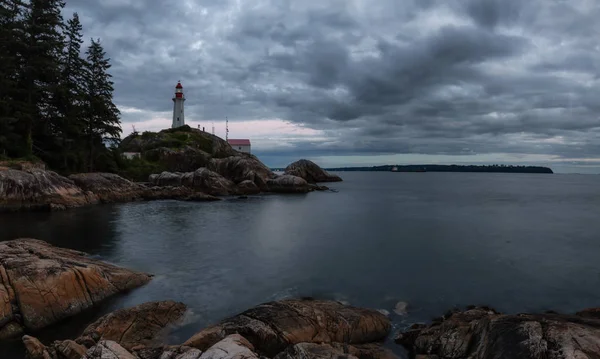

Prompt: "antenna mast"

[226,117,229,141]
[212,121,215,135]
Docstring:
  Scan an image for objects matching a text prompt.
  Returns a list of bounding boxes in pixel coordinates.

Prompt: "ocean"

[2,171,600,358]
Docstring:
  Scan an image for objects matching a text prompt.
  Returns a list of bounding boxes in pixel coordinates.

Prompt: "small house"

[228,139,251,154]
[123,152,141,160]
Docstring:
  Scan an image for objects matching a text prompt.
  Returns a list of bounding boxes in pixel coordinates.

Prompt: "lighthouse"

[172,81,185,128]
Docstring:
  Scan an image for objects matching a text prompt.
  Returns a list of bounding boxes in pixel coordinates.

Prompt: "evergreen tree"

[54,12,86,170]
[0,0,27,157]
[83,38,121,171]
[19,0,65,157]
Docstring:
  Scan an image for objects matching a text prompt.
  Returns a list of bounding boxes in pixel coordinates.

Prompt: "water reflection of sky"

[2,172,600,357]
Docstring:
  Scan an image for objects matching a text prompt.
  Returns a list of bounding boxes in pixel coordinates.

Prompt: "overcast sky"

[64,0,600,172]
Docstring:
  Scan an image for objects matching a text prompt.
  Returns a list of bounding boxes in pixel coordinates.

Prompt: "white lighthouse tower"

[172,81,185,128]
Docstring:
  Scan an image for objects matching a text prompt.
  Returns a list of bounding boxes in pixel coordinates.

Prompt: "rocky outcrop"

[236,180,260,195]
[140,345,202,359]
[183,169,237,196]
[0,239,151,340]
[83,341,137,359]
[266,175,311,193]
[396,306,600,359]
[121,126,237,160]
[69,172,143,203]
[150,169,236,196]
[0,168,97,211]
[274,343,398,359]
[208,155,276,190]
[284,159,342,183]
[198,334,259,359]
[21,299,393,359]
[184,299,391,357]
[0,166,221,211]
[77,301,187,350]
[24,335,87,359]
[24,301,187,359]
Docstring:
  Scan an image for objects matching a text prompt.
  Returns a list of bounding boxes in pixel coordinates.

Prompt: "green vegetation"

[115,156,164,182]
[115,125,226,181]
[121,125,214,154]
[0,1,120,174]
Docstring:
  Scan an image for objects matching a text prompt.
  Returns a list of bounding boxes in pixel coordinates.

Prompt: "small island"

[324,164,554,174]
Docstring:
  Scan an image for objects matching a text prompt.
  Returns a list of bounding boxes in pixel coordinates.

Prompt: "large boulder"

[184,168,237,196]
[266,175,311,193]
[24,335,87,359]
[83,341,136,359]
[284,159,342,183]
[0,239,151,340]
[237,180,260,195]
[120,126,237,159]
[23,301,188,359]
[152,171,184,187]
[69,172,143,203]
[208,155,276,189]
[274,343,397,359]
[150,169,236,196]
[184,299,391,357]
[76,301,187,350]
[274,343,359,359]
[198,334,259,359]
[396,306,600,359]
[0,168,97,211]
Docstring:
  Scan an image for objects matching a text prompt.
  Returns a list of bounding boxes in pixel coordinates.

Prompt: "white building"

[172,81,185,128]
[228,139,251,154]
[123,152,141,160]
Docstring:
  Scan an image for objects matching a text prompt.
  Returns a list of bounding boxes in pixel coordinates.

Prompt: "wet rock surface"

[274,343,399,359]
[23,301,187,359]
[69,173,143,203]
[284,159,343,183]
[208,155,276,190]
[0,168,97,211]
[18,298,393,359]
[151,169,237,196]
[266,175,311,193]
[396,306,600,359]
[0,239,151,340]
[184,298,391,357]
[77,300,187,350]
[1,154,340,212]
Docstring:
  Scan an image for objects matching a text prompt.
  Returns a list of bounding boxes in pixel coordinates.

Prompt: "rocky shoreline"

[0,158,341,212]
[2,239,600,358]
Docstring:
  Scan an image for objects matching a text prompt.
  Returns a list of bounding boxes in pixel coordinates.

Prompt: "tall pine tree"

[83,38,121,172]
[54,12,86,170]
[0,0,27,157]
[19,0,65,157]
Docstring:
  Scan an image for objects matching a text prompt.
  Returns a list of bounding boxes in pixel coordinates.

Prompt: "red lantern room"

[175,81,183,98]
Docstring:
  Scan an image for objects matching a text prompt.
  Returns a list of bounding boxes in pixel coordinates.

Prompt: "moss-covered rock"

[120,125,235,158]
[118,126,238,178]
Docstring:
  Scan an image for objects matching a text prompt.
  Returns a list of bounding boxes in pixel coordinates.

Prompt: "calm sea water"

[2,172,600,358]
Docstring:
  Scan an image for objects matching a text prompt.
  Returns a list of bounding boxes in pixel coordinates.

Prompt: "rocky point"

[0,239,151,340]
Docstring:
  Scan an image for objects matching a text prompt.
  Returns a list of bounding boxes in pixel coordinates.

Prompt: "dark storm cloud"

[64,0,600,163]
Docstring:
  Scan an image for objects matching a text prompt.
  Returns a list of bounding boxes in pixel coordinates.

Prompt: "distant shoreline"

[305,164,553,174]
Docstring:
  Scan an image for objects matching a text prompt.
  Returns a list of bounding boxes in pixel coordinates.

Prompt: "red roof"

[228,139,251,146]
[175,82,183,89]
